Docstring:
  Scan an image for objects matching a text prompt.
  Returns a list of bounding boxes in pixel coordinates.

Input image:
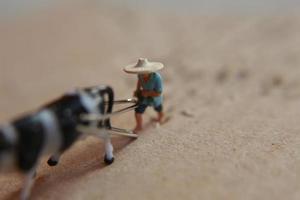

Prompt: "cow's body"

[0,85,114,200]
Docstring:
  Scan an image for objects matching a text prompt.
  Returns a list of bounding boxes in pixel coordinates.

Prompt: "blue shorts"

[135,104,163,114]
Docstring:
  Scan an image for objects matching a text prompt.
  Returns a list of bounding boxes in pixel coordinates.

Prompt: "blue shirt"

[138,72,163,107]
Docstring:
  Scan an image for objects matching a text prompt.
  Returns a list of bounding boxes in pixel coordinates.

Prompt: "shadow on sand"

[4,136,136,200]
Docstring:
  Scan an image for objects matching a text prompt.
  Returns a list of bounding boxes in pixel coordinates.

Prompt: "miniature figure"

[123,58,164,133]
[0,85,137,200]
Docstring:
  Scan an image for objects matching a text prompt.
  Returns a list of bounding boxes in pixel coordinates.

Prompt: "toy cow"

[0,85,137,200]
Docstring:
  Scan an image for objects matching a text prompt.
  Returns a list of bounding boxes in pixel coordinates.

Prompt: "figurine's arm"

[141,90,161,97]
[136,79,142,91]
[134,79,142,97]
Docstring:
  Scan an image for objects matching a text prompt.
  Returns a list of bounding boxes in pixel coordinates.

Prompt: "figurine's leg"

[104,136,114,165]
[154,105,164,124]
[21,166,37,200]
[134,113,143,133]
[134,104,147,133]
[47,153,61,166]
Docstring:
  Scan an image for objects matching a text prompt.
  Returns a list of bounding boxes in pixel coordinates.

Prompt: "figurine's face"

[0,129,16,172]
[139,73,151,80]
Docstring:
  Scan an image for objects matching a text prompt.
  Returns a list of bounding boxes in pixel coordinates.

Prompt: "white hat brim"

[123,62,164,74]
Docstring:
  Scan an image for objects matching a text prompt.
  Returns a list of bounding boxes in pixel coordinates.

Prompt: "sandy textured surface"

[1,1,300,200]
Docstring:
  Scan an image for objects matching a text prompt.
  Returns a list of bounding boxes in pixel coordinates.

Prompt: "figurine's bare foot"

[151,118,160,123]
[133,126,142,134]
[153,112,164,124]
[156,112,165,124]
[152,113,170,125]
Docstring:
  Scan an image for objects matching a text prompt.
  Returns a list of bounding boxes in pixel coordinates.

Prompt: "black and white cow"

[0,85,115,200]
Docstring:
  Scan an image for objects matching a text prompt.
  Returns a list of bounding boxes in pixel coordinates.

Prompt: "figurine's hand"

[134,90,141,97]
[141,90,150,97]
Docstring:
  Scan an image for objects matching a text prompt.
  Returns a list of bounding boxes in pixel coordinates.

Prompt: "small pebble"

[180,110,195,118]
[216,68,230,83]
[237,69,249,80]
[272,76,283,87]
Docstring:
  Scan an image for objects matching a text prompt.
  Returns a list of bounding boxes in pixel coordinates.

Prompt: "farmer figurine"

[123,58,164,133]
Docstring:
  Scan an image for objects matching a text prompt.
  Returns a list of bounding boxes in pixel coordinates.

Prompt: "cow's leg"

[47,153,61,166]
[21,166,37,200]
[78,125,114,164]
[104,136,114,165]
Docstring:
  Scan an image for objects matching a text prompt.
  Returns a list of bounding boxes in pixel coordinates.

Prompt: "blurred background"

[0,0,299,121]
[1,0,300,200]
[1,0,300,16]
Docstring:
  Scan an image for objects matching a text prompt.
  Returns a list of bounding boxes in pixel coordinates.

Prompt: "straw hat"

[123,58,164,74]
